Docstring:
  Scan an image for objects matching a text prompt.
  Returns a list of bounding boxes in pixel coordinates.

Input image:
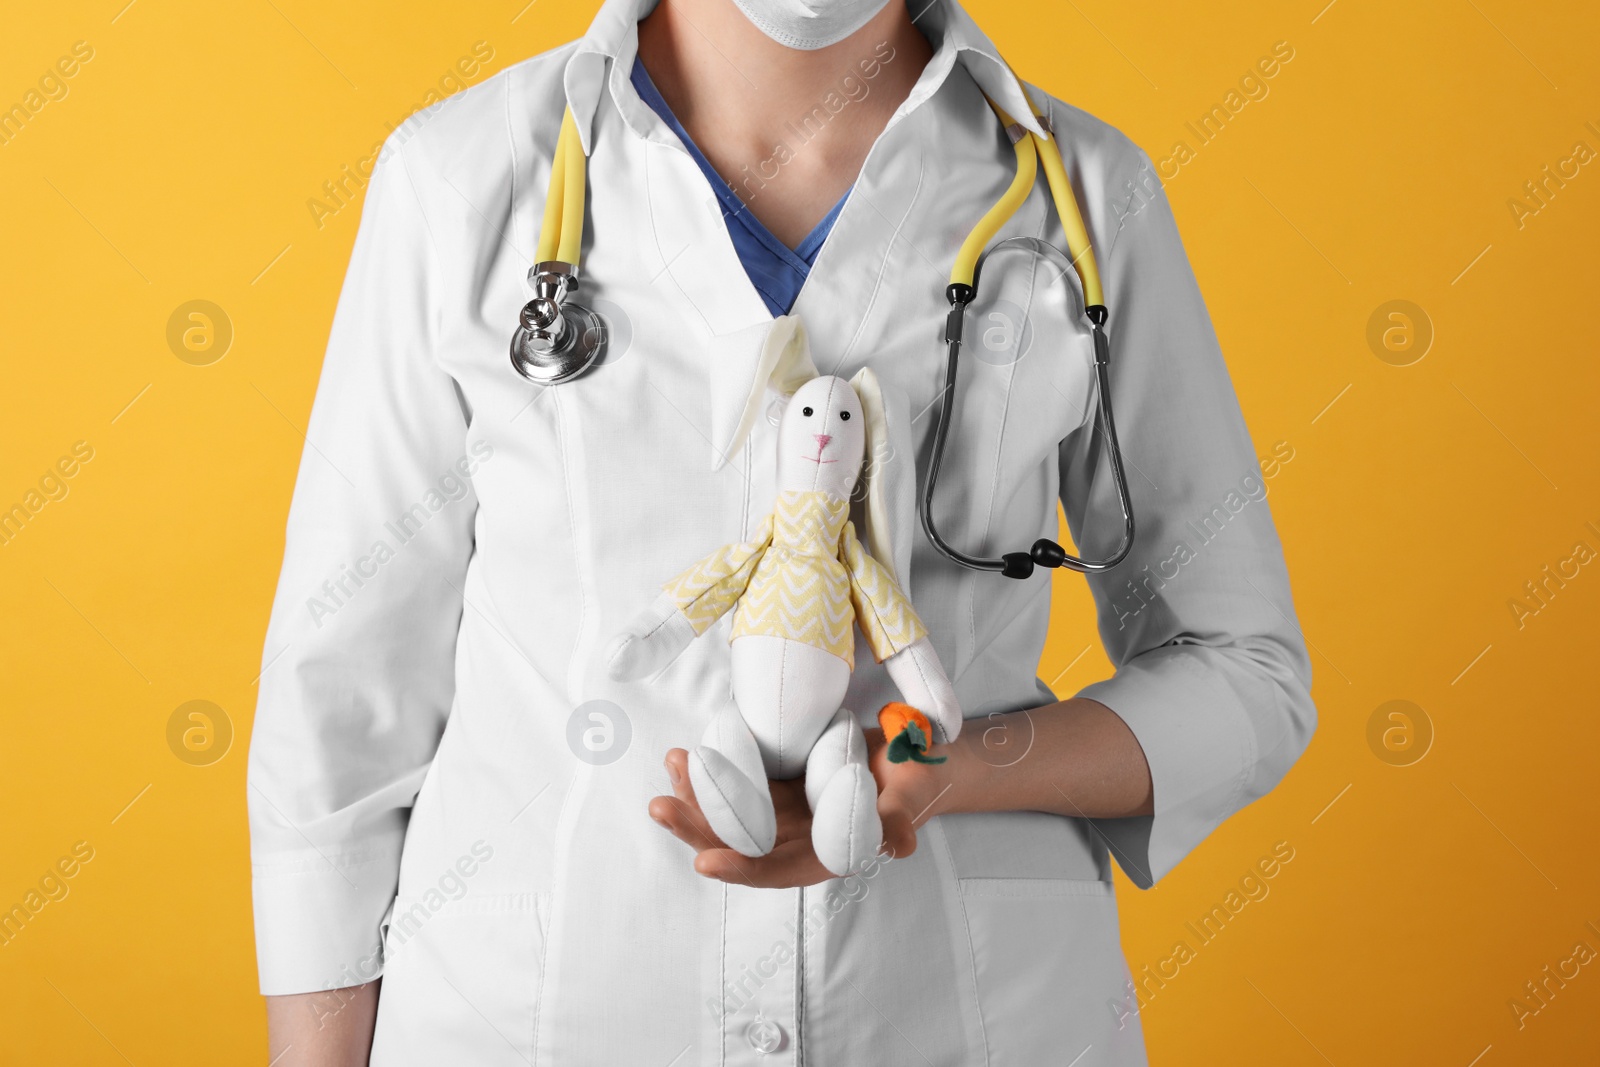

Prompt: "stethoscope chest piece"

[510,261,607,384]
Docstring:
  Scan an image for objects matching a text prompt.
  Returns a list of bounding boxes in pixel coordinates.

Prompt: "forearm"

[672,697,1155,887]
[945,698,1154,820]
[266,982,379,1067]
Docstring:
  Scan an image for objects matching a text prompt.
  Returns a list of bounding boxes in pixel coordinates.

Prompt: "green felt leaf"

[886,720,947,764]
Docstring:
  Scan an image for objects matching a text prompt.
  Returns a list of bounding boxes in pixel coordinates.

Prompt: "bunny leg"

[805,708,882,877]
[688,702,777,858]
[708,634,850,860]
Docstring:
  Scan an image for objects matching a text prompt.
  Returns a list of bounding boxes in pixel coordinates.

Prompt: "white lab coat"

[247,0,1317,1062]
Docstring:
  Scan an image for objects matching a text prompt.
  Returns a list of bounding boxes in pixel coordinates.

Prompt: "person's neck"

[636,0,934,249]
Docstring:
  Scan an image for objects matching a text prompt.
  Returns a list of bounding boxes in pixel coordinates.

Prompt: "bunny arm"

[604,515,774,681]
[838,522,963,744]
[882,638,962,744]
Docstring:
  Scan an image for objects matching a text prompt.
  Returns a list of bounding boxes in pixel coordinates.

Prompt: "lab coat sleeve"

[1060,149,1317,889]
[247,139,473,994]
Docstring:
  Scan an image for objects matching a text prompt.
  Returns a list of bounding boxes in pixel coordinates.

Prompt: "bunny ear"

[767,318,818,397]
[848,366,912,586]
[708,315,818,470]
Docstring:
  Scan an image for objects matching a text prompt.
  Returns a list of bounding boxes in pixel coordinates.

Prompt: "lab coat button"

[745,1014,785,1055]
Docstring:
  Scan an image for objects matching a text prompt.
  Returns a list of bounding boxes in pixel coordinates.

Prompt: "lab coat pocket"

[957,877,1147,1067]
[371,891,551,1067]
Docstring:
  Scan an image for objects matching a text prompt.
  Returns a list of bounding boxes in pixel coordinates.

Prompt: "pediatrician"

[249,0,1317,1064]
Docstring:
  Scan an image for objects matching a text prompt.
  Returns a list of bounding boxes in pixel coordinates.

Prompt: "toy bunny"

[604,325,961,876]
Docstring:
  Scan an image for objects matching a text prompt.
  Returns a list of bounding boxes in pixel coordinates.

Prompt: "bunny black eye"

[839,411,851,421]
[801,406,814,416]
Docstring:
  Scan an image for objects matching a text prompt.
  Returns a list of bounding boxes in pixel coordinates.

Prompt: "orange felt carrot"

[879,702,946,764]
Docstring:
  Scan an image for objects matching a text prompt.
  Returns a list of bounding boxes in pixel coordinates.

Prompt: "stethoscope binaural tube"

[920,242,1136,579]
[918,99,1136,580]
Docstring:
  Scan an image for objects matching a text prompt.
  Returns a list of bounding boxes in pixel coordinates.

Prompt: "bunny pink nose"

[813,434,832,449]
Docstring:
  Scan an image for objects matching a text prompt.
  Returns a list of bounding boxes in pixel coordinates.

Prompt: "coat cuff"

[1075,645,1256,889]
[252,841,402,996]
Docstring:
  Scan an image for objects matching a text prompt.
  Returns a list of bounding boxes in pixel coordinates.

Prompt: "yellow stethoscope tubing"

[949,100,1036,291]
[557,108,587,265]
[1028,118,1104,309]
[951,97,1104,310]
[537,107,586,265]
[539,93,1103,307]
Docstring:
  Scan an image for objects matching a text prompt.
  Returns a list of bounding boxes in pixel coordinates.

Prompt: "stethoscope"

[510,88,1134,581]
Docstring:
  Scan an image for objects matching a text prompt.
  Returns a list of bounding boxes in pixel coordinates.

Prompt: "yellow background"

[2,0,1597,1062]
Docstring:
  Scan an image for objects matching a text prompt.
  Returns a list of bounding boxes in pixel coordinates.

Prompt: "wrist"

[941,705,1066,817]
[940,722,999,817]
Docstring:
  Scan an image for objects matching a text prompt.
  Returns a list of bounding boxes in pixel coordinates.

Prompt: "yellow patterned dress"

[661,490,927,670]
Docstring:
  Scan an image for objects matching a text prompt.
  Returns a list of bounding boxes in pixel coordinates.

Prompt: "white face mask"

[730,0,896,51]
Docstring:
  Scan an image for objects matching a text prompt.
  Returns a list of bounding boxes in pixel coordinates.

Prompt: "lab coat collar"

[560,0,1046,155]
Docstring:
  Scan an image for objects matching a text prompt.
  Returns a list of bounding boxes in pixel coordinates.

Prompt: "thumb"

[874,764,949,861]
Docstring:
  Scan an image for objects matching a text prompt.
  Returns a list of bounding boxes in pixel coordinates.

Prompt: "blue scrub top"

[631,57,849,316]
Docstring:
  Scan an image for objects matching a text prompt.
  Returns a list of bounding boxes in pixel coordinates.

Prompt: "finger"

[876,772,952,861]
[877,805,918,861]
[648,749,724,851]
[694,839,834,889]
[665,748,694,804]
[649,793,724,852]
[767,777,814,844]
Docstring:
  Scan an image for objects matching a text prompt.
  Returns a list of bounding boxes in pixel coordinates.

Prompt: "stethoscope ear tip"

[1031,539,1068,569]
[999,539,1068,580]
[1000,552,1035,579]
